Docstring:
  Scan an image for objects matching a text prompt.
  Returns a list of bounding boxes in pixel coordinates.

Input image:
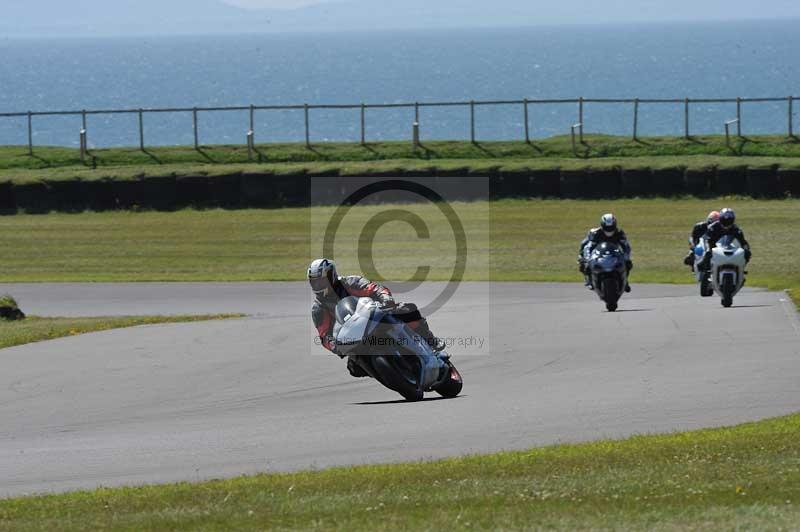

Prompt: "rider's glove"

[380,298,397,310]
[745,249,752,262]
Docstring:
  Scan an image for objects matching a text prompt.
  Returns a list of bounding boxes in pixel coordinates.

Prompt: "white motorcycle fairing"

[709,235,747,308]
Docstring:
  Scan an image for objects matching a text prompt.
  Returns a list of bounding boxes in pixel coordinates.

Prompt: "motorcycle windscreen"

[335,298,383,352]
[593,254,625,272]
[716,234,741,249]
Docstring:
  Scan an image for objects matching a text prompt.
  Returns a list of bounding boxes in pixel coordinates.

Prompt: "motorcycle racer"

[308,258,445,378]
[683,210,720,267]
[697,208,752,272]
[578,213,633,292]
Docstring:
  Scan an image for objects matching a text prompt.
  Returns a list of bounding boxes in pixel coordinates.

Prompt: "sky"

[3,0,800,36]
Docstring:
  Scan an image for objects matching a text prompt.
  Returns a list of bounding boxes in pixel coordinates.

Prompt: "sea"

[1,19,799,148]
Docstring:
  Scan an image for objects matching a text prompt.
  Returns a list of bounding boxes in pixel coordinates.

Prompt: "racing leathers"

[697,222,752,271]
[578,228,633,291]
[311,275,442,378]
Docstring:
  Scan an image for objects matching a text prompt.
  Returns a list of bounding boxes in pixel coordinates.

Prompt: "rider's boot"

[584,275,594,290]
[625,282,632,293]
[416,318,446,352]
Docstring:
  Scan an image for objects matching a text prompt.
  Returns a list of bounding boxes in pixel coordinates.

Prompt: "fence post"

[578,97,584,142]
[247,105,255,161]
[413,102,420,147]
[27,111,33,155]
[523,98,530,143]
[790,96,795,138]
[684,97,690,139]
[79,110,87,162]
[304,103,310,148]
[736,97,742,137]
[192,107,199,149]
[360,103,366,145]
[633,98,639,141]
[138,109,145,151]
[470,100,476,143]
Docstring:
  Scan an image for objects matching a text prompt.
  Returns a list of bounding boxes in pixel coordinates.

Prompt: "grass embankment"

[0,314,242,350]
[2,413,799,530]
[0,198,796,291]
[1,135,800,183]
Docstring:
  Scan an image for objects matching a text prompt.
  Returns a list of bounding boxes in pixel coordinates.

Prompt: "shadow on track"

[353,396,464,406]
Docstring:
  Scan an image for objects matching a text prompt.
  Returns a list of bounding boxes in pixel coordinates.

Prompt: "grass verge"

[1,413,799,530]
[2,135,800,183]
[0,314,243,351]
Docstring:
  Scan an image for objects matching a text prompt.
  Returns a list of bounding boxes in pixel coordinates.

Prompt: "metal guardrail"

[0,96,797,157]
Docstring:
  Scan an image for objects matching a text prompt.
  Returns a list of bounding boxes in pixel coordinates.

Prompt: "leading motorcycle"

[706,234,747,307]
[333,296,463,402]
[585,242,628,312]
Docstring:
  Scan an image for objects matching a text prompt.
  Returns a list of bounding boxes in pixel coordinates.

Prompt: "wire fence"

[0,96,797,158]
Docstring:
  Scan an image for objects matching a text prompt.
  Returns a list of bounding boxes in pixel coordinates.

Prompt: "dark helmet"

[308,258,338,298]
[600,213,618,237]
[719,208,736,228]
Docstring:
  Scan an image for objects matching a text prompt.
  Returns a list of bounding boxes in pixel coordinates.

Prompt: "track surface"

[1,282,798,497]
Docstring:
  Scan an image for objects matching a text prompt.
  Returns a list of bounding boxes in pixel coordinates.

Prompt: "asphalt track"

[1,282,799,498]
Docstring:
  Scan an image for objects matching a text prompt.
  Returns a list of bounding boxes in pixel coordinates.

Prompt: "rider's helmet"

[308,258,338,298]
[707,210,721,225]
[719,208,736,229]
[600,213,618,237]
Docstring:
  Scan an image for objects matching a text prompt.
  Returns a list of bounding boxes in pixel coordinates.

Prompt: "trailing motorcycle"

[585,242,628,312]
[692,237,715,298]
[333,296,463,402]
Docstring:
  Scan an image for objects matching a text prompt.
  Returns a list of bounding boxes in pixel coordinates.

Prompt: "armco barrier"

[684,168,713,196]
[2,165,798,214]
[745,167,780,197]
[777,168,800,196]
[495,170,531,199]
[50,179,86,212]
[176,175,210,207]
[0,182,15,213]
[529,169,561,197]
[14,182,55,214]
[208,173,243,207]
[143,176,177,211]
[559,169,589,199]
[111,179,143,209]
[85,179,116,211]
[715,167,748,195]
[620,168,652,197]
[651,167,685,196]
[240,172,276,207]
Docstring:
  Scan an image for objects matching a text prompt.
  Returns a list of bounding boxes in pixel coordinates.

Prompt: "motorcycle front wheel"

[435,362,464,399]
[602,278,620,312]
[721,275,735,308]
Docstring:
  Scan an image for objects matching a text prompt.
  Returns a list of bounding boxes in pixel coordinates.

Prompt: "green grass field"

[1,413,798,530]
[2,135,800,183]
[0,198,797,293]
[0,315,242,351]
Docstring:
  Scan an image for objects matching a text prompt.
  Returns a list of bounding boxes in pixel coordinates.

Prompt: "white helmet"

[600,213,618,237]
[308,258,337,297]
